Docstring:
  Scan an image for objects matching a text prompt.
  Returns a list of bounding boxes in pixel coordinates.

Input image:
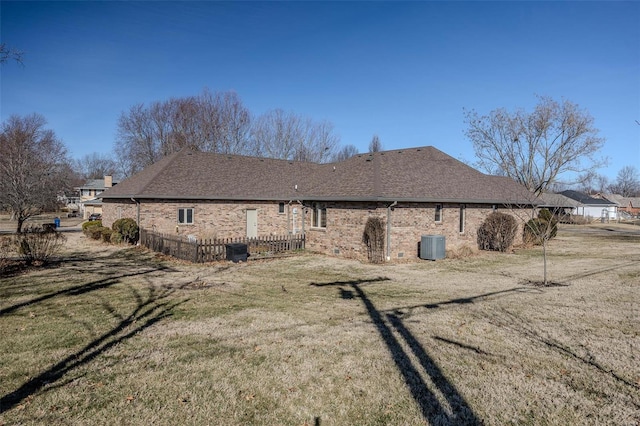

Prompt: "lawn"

[0,224,639,425]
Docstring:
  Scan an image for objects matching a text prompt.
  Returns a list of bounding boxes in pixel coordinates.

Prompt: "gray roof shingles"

[101,146,535,204]
[559,190,617,206]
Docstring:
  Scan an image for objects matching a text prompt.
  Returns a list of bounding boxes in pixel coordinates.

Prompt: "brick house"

[100,146,534,261]
[605,194,640,217]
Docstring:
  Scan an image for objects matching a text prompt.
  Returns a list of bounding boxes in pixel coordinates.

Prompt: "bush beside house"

[83,218,139,245]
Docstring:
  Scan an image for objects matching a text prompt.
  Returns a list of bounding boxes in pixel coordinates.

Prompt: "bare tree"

[332,144,359,162]
[74,152,119,180]
[0,43,23,65]
[200,90,251,155]
[250,109,339,163]
[115,89,341,174]
[368,134,382,153]
[464,96,605,195]
[608,165,640,197]
[577,171,609,195]
[114,89,252,176]
[0,114,71,232]
[503,198,562,286]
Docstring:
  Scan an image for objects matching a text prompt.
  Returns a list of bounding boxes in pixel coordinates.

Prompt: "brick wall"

[104,199,525,261]
[304,202,525,261]
[103,199,300,239]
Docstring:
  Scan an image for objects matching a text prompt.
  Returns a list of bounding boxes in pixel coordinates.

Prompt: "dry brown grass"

[1,224,639,425]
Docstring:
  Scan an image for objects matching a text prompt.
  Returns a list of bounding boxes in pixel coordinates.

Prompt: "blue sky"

[2,1,639,182]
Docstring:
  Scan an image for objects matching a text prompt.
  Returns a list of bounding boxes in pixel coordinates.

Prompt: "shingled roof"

[559,190,617,206]
[101,146,535,204]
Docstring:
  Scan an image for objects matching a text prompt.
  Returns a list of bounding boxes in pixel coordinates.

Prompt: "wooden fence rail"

[139,229,305,263]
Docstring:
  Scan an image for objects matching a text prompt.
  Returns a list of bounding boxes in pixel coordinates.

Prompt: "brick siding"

[304,202,524,261]
[103,199,300,239]
[104,199,525,262]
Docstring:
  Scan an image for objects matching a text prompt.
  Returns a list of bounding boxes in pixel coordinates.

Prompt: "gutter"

[386,201,398,261]
[131,197,140,244]
[101,194,537,206]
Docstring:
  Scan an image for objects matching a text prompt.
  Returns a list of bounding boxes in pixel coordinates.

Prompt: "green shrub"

[110,231,124,245]
[523,218,549,245]
[523,209,559,246]
[82,220,102,232]
[112,218,139,244]
[85,225,105,240]
[537,208,558,239]
[101,227,113,243]
[477,212,518,252]
[15,226,66,265]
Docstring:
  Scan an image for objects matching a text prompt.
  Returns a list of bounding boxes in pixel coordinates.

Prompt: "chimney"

[104,175,113,188]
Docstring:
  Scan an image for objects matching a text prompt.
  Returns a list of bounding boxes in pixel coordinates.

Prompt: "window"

[278,202,285,214]
[178,208,194,225]
[312,204,327,228]
[459,204,466,233]
[435,204,443,222]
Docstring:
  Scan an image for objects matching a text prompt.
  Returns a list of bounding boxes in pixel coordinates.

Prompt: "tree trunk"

[542,239,548,285]
[16,217,24,234]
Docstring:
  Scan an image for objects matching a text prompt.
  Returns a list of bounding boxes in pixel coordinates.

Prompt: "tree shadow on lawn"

[0,263,176,317]
[0,283,188,413]
[311,278,485,425]
[490,308,640,401]
[384,286,542,314]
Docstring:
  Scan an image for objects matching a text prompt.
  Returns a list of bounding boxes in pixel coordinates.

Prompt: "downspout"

[288,200,304,234]
[386,201,397,261]
[131,197,140,245]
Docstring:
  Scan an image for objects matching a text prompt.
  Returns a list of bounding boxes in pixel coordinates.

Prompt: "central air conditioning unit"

[225,243,248,263]
[420,235,445,260]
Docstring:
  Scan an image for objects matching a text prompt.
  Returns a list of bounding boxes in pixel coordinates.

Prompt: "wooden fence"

[139,228,305,263]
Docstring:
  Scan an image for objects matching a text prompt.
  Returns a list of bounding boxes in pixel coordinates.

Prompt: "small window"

[312,204,327,228]
[459,204,466,233]
[178,207,194,225]
[435,204,443,222]
[278,202,285,214]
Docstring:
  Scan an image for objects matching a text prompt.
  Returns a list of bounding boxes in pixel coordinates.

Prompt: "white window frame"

[312,204,327,228]
[459,204,466,233]
[178,207,194,225]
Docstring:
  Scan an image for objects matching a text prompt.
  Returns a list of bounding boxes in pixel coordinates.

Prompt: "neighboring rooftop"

[538,193,580,208]
[559,190,617,206]
[77,176,118,190]
[605,194,640,207]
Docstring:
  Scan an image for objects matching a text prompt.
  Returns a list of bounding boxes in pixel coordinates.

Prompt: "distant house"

[537,193,580,217]
[77,175,117,219]
[605,194,640,217]
[100,146,535,262]
[559,190,618,221]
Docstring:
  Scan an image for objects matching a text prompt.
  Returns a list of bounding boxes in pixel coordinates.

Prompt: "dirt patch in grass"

[1,224,639,425]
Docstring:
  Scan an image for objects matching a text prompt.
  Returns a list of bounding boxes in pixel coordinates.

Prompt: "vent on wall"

[420,235,446,260]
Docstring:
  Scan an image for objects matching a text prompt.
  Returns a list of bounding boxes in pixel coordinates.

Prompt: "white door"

[246,209,258,238]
